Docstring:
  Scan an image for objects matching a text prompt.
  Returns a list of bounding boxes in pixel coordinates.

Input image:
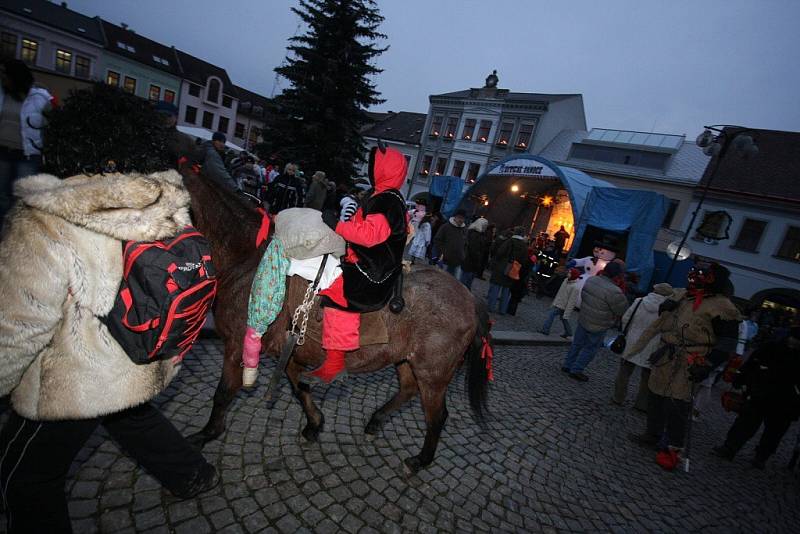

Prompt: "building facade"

[175,49,238,141]
[407,71,586,199]
[233,85,269,151]
[360,111,426,192]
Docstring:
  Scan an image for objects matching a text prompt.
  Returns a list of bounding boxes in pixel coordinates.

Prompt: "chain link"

[290,281,316,346]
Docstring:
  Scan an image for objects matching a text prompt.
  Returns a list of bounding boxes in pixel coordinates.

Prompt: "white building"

[233,85,269,151]
[407,70,586,200]
[174,49,238,141]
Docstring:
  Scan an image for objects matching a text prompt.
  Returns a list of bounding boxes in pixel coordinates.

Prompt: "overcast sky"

[67,0,800,136]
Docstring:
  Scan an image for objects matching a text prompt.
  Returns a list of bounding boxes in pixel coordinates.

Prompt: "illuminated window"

[420,155,433,175]
[452,160,465,178]
[434,157,448,176]
[429,115,443,138]
[148,84,161,102]
[443,117,458,140]
[123,76,137,94]
[106,70,120,87]
[515,123,535,150]
[496,121,514,146]
[476,120,491,143]
[1,32,17,59]
[777,226,800,262]
[466,163,480,183]
[55,49,72,74]
[75,55,90,78]
[21,38,38,64]
[163,89,176,103]
[461,118,476,141]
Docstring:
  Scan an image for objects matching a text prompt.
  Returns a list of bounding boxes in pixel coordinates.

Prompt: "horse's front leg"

[365,361,418,435]
[285,359,325,442]
[188,338,243,448]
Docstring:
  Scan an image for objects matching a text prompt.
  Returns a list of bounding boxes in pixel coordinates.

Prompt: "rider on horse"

[306,145,408,383]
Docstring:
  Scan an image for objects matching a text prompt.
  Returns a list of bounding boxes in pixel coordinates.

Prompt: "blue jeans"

[563,324,605,373]
[460,270,476,289]
[541,307,572,336]
[487,283,511,314]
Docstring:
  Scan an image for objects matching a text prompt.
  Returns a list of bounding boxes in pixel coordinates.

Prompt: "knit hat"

[602,261,623,279]
[652,283,673,296]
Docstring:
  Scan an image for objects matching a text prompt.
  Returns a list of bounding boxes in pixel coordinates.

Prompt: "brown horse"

[183,171,491,474]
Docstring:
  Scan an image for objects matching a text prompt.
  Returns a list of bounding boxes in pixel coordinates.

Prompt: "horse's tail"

[465,297,492,424]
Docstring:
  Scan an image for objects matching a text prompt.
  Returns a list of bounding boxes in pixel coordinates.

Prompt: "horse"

[182,171,492,474]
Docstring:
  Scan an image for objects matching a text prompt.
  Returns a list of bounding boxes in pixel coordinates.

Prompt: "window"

[516,123,535,150]
[202,111,214,129]
[152,55,169,66]
[206,79,221,104]
[148,84,161,102]
[106,70,120,87]
[461,118,476,141]
[777,226,800,262]
[661,199,679,229]
[420,155,433,175]
[123,76,137,94]
[163,89,176,104]
[569,144,670,170]
[222,95,233,108]
[443,117,458,140]
[1,32,17,59]
[21,38,37,64]
[429,115,443,138]
[116,41,135,53]
[75,55,90,78]
[466,163,480,183]
[248,127,259,147]
[184,105,197,124]
[235,122,245,138]
[188,83,201,97]
[452,160,465,178]
[476,120,491,143]
[496,121,514,146]
[731,219,767,252]
[434,157,448,176]
[217,116,229,134]
[55,49,72,74]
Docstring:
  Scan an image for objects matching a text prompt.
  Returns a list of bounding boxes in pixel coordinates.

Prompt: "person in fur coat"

[0,171,218,533]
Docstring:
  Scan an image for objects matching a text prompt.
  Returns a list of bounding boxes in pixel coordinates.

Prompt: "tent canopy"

[176,125,244,152]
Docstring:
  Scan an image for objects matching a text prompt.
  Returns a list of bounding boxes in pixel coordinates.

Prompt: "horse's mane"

[181,170,265,269]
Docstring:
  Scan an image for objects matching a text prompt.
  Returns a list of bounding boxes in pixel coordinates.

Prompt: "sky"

[65,0,800,137]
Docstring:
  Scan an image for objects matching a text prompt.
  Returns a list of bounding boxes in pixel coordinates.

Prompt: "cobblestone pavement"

[2,288,799,533]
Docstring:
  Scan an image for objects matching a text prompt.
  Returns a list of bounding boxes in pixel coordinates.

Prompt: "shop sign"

[488,158,559,178]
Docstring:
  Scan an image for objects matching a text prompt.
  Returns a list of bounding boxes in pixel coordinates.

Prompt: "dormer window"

[206,77,221,105]
[116,41,135,53]
[152,55,170,66]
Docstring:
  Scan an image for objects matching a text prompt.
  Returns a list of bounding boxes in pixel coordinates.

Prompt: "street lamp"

[664,125,758,280]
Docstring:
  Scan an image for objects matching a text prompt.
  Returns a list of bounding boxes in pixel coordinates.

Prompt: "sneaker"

[569,372,589,382]
[171,463,220,499]
[711,445,735,461]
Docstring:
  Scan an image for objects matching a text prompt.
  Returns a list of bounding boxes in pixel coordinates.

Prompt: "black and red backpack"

[104,226,217,364]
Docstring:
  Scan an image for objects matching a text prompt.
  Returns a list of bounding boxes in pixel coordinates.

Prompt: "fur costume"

[0,171,192,420]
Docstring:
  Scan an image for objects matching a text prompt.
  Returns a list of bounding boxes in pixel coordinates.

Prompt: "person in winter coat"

[712,328,800,468]
[433,209,467,275]
[264,162,305,214]
[562,261,629,381]
[407,213,432,264]
[303,147,408,383]
[611,283,674,410]
[198,132,237,191]
[540,268,581,338]
[0,171,219,533]
[1,59,52,228]
[506,249,534,316]
[487,226,529,314]
[628,262,740,464]
[304,170,329,210]
[459,217,490,289]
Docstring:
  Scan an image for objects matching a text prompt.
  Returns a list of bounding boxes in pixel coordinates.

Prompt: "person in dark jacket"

[459,217,490,289]
[304,170,329,211]
[507,243,535,315]
[433,209,467,275]
[487,226,529,314]
[264,162,305,214]
[199,132,237,191]
[712,328,800,468]
[427,212,444,263]
[157,102,197,169]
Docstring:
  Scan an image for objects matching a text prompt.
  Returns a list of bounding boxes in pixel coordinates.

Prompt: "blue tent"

[457,154,667,290]
[429,175,466,217]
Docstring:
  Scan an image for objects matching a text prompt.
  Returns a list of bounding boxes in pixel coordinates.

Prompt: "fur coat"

[0,171,192,420]
[620,292,668,368]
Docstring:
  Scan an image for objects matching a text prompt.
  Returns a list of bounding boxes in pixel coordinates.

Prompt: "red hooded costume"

[309,146,408,382]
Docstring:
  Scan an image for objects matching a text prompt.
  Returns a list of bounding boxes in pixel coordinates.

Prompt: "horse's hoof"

[301,424,322,443]
[186,431,215,450]
[403,456,423,478]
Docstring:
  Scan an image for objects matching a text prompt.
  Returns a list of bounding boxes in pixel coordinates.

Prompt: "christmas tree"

[259,0,386,183]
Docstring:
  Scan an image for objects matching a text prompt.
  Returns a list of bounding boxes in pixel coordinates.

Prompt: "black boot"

[711,445,735,461]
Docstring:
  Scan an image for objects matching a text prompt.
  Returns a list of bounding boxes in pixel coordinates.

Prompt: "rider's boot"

[304,349,347,384]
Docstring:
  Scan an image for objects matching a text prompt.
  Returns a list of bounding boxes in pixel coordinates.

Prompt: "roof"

[174,49,235,94]
[234,85,270,119]
[361,111,426,145]
[538,129,709,185]
[176,125,242,151]
[0,0,103,43]
[431,88,580,103]
[583,128,684,153]
[99,20,180,76]
[699,127,800,203]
